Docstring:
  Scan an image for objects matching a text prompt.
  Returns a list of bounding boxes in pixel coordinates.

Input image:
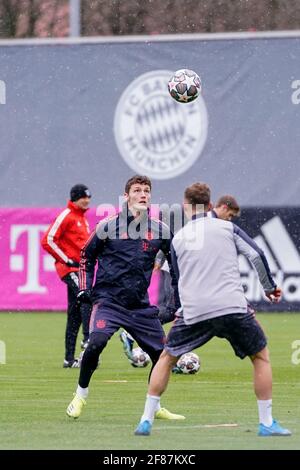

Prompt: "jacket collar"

[191,212,207,221]
[210,209,218,218]
[67,200,88,214]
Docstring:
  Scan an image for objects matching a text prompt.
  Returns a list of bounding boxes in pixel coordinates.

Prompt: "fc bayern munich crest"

[114,70,208,180]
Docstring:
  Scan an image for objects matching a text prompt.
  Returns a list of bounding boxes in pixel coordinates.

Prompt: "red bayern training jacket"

[41,200,90,279]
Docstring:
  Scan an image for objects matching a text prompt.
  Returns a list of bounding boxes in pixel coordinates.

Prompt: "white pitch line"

[102,380,128,383]
[155,423,239,430]
[202,423,238,428]
[97,423,239,429]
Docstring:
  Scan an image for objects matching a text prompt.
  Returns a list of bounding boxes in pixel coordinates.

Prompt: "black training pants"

[62,272,92,361]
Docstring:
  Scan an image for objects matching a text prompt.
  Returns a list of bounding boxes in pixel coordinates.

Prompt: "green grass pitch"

[0,312,299,450]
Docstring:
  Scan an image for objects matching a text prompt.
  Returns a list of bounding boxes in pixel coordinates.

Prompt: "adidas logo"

[239,216,300,302]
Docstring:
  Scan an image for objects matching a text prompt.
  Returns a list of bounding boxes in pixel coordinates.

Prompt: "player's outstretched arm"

[233,224,277,294]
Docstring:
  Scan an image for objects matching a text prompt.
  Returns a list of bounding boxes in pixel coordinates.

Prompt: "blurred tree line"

[0,0,300,38]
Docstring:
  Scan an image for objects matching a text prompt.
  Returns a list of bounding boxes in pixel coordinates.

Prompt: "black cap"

[70,184,91,202]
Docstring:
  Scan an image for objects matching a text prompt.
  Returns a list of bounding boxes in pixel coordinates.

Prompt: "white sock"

[257,399,273,426]
[76,385,89,399]
[141,394,160,423]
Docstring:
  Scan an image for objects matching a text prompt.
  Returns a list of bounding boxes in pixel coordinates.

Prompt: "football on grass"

[130,347,151,368]
[176,352,200,374]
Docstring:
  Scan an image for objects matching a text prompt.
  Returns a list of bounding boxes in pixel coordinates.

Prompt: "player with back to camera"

[134,182,291,437]
[41,184,92,368]
[66,175,184,421]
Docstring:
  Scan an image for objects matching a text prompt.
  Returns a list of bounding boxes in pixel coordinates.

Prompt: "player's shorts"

[90,300,165,354]
[165,310,267,359]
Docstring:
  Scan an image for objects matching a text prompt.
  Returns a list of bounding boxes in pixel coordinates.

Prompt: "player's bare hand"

[265,287,282,303]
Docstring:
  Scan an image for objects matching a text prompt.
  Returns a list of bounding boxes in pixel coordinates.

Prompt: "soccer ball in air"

[130,347,151,368]
[176,352,200,374]
[168,69,202,103]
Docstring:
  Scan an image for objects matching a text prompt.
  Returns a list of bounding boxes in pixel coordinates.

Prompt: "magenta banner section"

[0,208,159,311]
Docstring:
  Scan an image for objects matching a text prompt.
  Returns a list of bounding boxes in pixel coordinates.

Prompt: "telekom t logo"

[10,225,54,293]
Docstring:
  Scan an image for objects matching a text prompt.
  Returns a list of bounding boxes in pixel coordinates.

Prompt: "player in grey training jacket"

[134,182,291,438]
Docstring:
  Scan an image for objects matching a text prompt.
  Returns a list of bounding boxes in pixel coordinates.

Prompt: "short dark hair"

[125,175,152,194]
[215,195,240,215]
[184,182,211,208]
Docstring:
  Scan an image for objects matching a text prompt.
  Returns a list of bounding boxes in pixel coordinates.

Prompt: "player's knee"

[87,332,109,354]
[160,349,178,366]
[149,349,177,370]
[251,346,270,363]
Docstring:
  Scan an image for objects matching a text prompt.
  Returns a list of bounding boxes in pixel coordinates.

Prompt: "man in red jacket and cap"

[41,184,92,367]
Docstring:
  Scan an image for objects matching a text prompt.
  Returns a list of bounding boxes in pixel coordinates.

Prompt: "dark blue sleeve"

[79,227,105,290]
[171,242,180,282]
[161,236,181,310]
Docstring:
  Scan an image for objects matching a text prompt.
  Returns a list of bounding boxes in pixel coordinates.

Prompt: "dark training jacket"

[79,206,179,309]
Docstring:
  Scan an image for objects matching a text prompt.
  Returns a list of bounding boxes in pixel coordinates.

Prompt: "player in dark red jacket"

[41,184,92,367]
